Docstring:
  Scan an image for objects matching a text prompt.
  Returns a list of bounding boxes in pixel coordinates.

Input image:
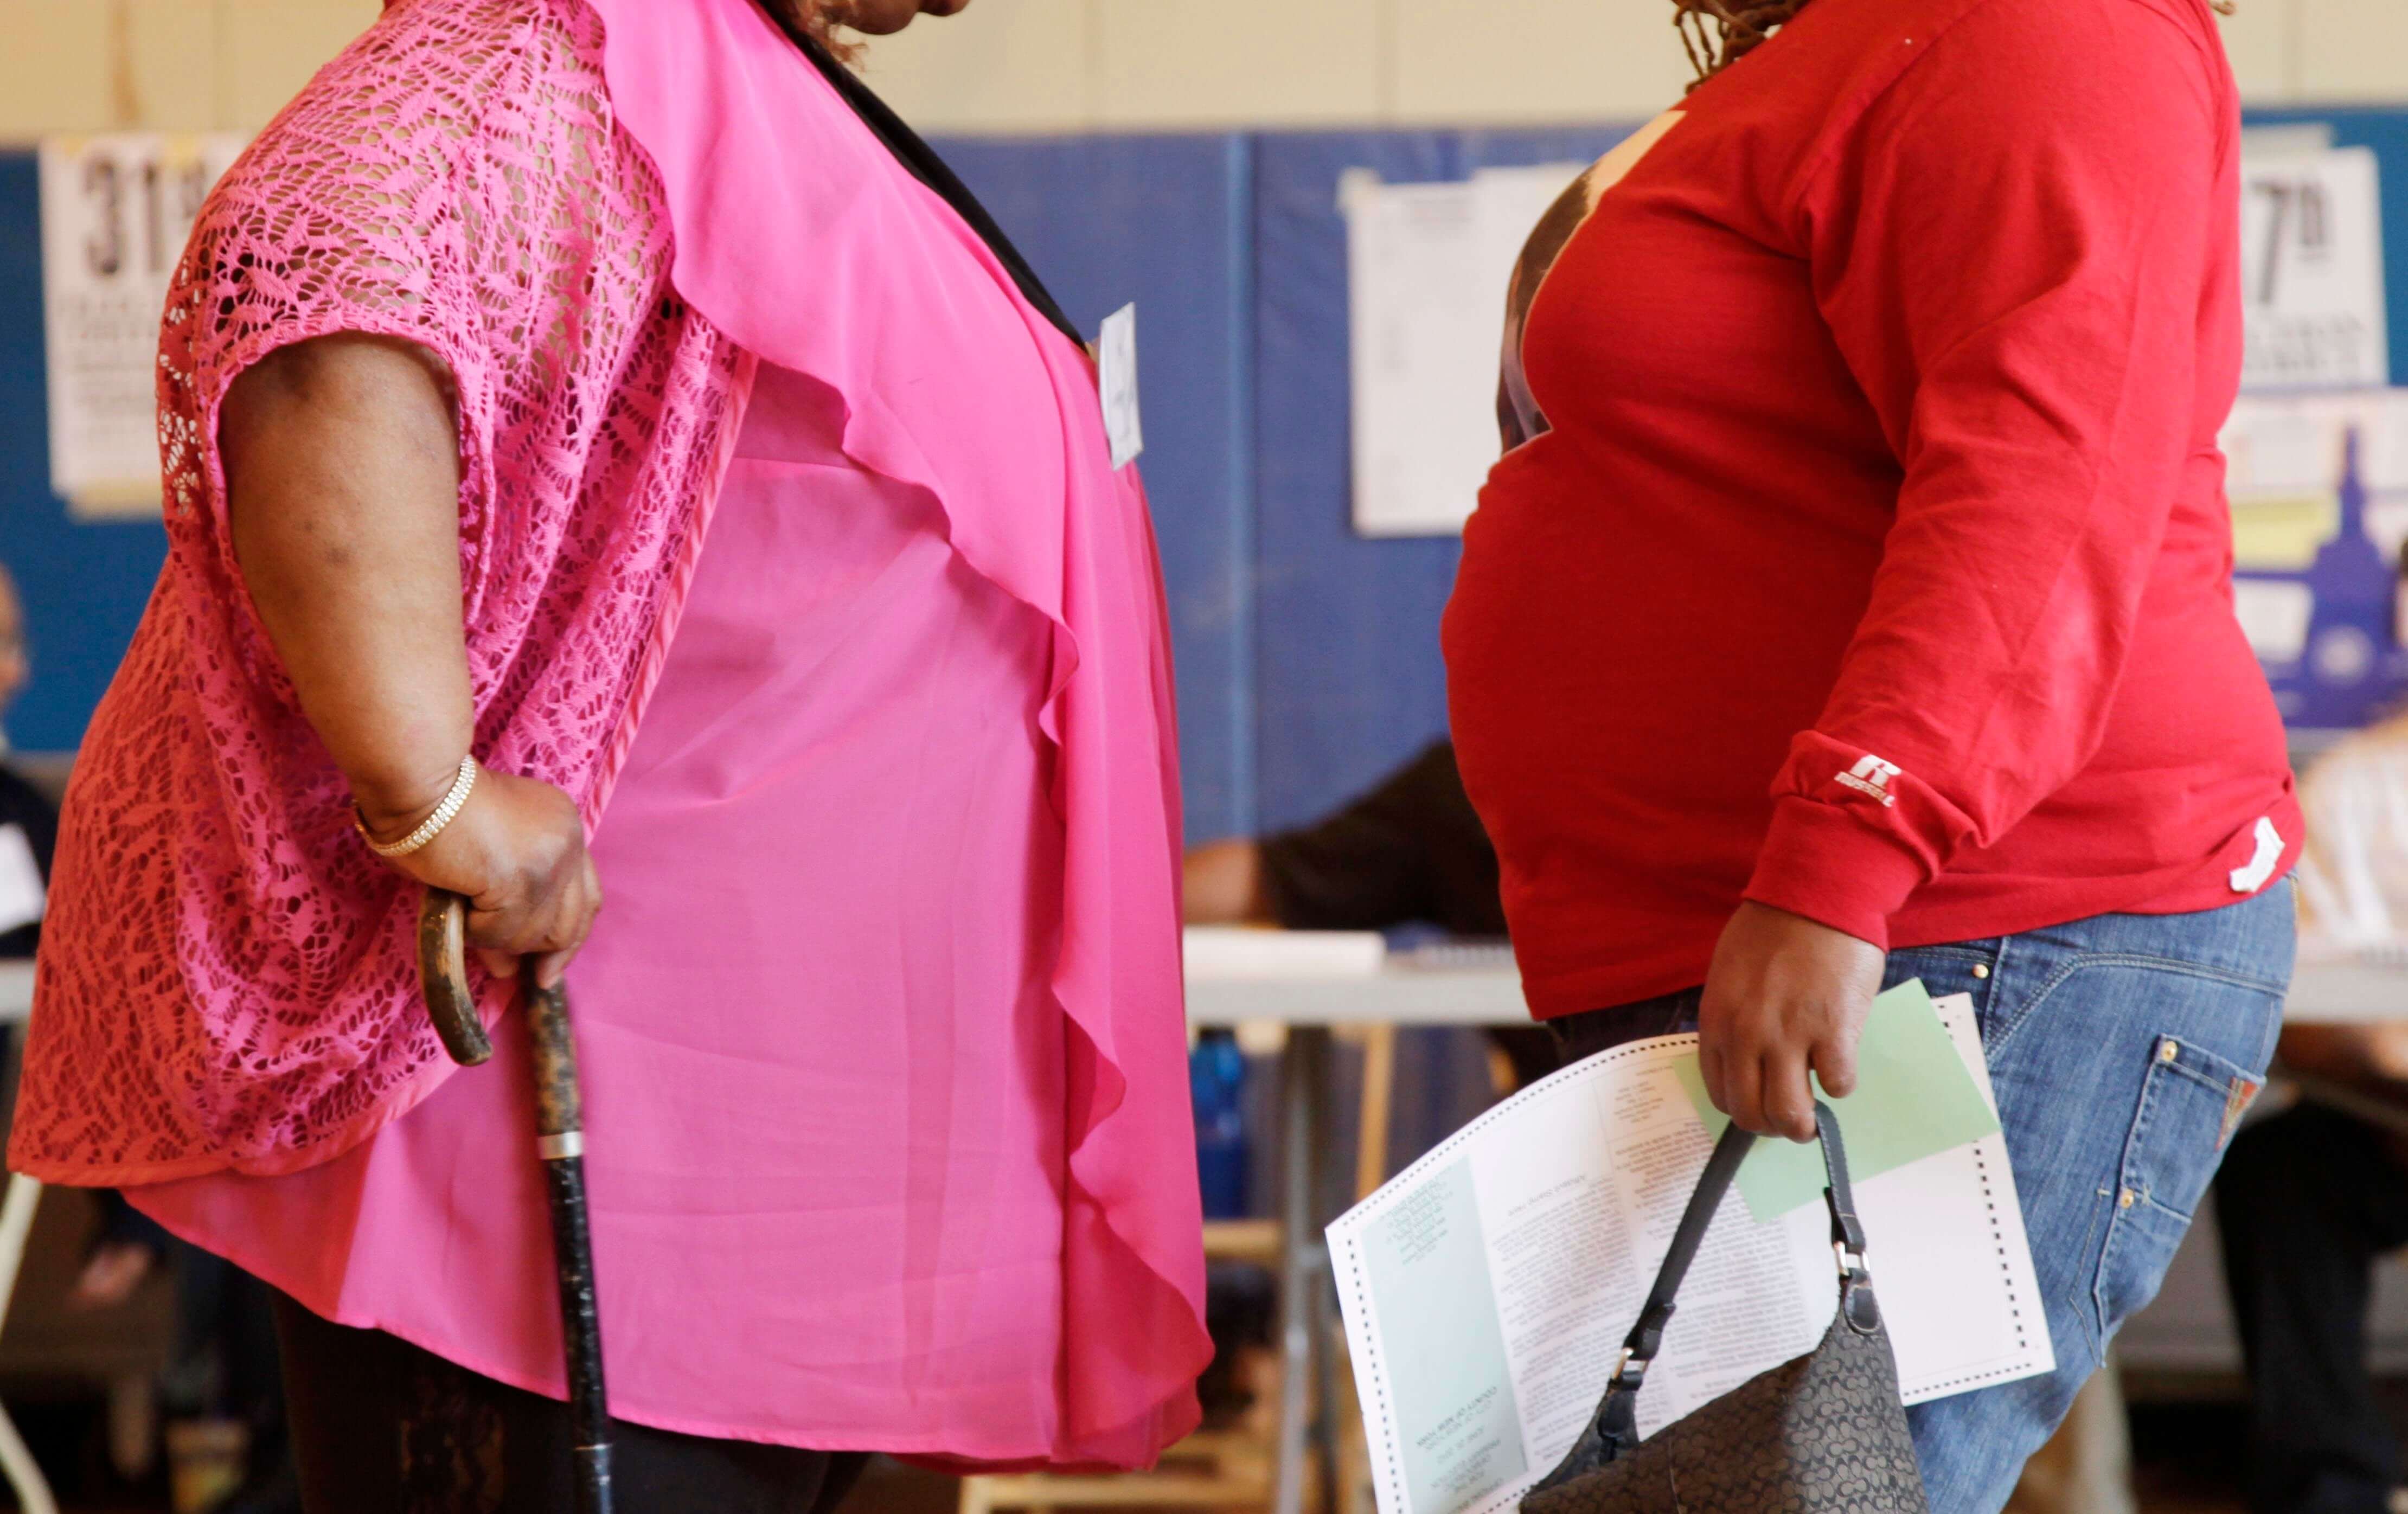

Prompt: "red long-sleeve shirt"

[1444,0,2301,1018]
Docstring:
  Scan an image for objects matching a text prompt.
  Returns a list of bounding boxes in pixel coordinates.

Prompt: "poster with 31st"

[40,133,245,521]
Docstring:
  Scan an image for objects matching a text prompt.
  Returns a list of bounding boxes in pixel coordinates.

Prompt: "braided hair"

[1670,0,2234,85]
[1671,0,1805,83]
[756,0,859,59]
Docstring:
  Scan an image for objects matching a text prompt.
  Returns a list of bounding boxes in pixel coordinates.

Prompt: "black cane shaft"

[524,971,613,1514]
[546,1153,613,1513]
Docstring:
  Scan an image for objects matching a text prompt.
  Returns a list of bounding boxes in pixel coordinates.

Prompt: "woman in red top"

[1445,0,2295,1506]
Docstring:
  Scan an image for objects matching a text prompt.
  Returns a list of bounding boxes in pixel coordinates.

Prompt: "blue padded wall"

[12,109,2408,828]
[0,153,170,754]
[0,138,1267,840]
[1247,126,1638,833]
[936,133,1257,839]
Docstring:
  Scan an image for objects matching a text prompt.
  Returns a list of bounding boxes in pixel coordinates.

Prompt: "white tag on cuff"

[2230,815,2284,894]
[1097,302,1143,470]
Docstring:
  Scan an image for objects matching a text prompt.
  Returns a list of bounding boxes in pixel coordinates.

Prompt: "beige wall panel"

[0,2,119,142]
[2298,0,2408,101]
[218,0,381,132]
[2215,0,2298,103]
[1391,0,1689,125]
[1094,0,1380,127]
[849,0,1094,133]
[128,0,218,130]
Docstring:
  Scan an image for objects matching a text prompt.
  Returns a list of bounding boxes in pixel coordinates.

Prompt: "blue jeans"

[1551,881,2296,1514]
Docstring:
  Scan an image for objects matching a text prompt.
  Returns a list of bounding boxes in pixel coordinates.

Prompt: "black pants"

[272,1293,867,1513]
[2217,1102,2408,1514]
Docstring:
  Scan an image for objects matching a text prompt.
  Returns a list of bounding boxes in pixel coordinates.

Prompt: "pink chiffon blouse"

[14,0,1207,1468]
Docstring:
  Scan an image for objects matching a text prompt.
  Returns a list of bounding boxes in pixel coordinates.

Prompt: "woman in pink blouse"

[10,0,1210,1507]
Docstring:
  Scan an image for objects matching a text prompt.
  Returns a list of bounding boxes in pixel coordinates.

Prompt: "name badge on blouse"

[1097,303,1144,470]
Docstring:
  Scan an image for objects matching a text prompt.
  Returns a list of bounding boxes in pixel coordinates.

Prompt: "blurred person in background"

[1184,740,1561,1087]
[0,567,293,1510]
[8,0,1208,1509]
[0,565,55,960]
[2217,709,2408,1514]
[1186,742,1503,942]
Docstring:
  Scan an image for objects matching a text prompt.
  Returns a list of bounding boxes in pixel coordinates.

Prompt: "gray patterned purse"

[1521,1103,1930,1513]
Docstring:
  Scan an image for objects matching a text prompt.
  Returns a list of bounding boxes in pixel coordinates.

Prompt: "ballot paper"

[1675,980,2001,1222]
[1328,992,2050,1514]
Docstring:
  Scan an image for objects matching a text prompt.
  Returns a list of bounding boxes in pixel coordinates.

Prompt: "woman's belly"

[561,363,1071,1432]
[131,361,1076,1450]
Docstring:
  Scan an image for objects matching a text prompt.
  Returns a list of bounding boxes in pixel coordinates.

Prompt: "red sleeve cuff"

[1743,795,1931,951]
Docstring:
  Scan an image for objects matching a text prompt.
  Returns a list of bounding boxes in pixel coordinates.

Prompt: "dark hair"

[755,0,860,60]
[1670,0,2234,85]
[1670,0,1801,84]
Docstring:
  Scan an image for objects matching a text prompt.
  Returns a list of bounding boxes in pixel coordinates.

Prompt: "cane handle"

[417,887,495,1067]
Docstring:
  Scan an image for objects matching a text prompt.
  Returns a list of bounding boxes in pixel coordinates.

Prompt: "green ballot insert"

[1673,979,2000,1223]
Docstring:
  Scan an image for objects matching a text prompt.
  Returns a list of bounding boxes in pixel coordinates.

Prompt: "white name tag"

[1097,302,1143,470]
[0,824,44,935]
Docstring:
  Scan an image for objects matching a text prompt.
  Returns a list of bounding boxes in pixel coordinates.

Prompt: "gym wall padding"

[11,106,2408,837]
[939,133,1259,840]
[0,153,172,757]
[1245,126,1637,832]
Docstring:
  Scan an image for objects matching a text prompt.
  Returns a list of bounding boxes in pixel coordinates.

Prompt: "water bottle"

[1190,1029,1249,1218]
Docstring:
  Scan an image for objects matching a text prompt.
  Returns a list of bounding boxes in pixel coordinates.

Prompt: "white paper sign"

[41,132,245,519]
[0,826,47,938]
[2239,146,2389,392]
[1344,164,1586,537]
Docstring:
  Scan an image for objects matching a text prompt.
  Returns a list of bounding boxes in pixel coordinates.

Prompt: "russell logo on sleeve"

[1834,754,1903,807]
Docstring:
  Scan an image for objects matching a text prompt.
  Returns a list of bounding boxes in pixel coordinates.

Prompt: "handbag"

[1521,1102,1930,1513]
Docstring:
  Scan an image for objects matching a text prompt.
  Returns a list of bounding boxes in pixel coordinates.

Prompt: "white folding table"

[1184,932,1526,1514]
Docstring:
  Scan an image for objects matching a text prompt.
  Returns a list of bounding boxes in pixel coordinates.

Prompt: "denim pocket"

[2092,1031,2266,1342]
[1881,944,1999,1032]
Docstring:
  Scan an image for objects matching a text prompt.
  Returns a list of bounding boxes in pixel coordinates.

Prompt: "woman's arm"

[223,334,599,986]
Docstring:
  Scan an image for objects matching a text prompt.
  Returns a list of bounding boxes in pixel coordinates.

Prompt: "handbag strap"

[1581,1101,1882,1459]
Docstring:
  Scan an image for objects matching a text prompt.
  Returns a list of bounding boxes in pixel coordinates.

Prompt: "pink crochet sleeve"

[12,0,750,1180]
[157,10,520,637]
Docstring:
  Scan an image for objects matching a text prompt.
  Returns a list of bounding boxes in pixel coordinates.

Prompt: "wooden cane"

[418,887,616,1514]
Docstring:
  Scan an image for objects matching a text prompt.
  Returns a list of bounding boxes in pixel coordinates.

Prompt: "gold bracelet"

[355,755,479,859]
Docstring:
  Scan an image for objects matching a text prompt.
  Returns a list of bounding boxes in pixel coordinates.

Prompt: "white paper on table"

[1327,993,2050,1514]
[0,826,47,937]
[1342,164,1585,538]
[1181,925,1386,980]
